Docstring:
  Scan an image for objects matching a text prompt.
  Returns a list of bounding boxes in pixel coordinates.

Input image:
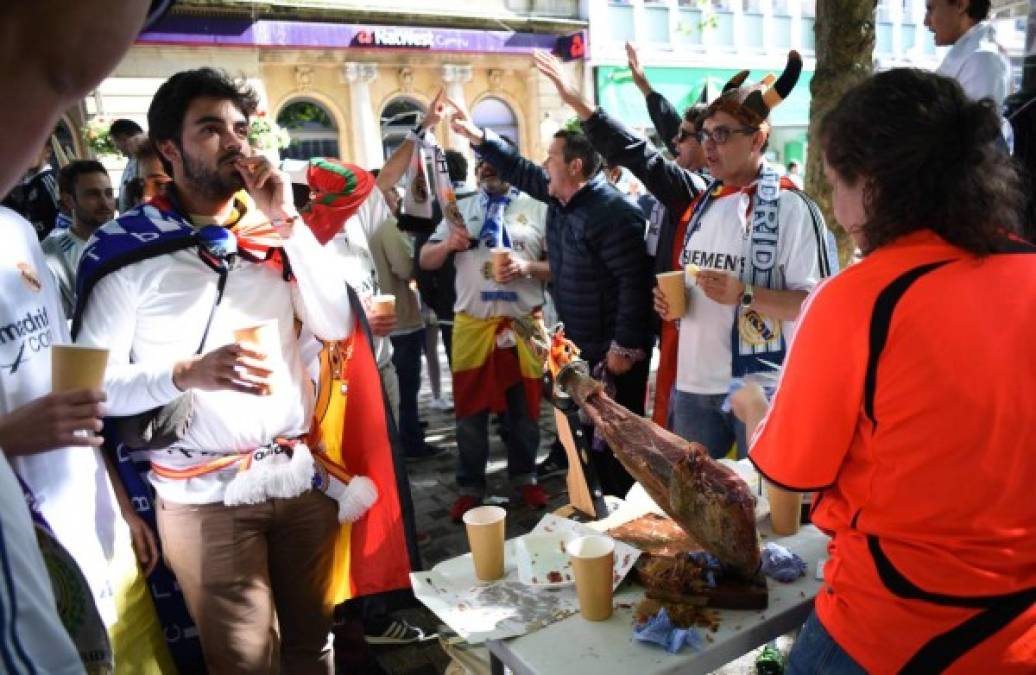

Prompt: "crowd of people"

[0,0,1033,673]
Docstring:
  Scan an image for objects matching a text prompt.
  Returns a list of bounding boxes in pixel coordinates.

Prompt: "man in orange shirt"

[737,69,1036,673]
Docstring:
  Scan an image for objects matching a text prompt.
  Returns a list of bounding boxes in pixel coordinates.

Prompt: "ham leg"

[557,362,761,577]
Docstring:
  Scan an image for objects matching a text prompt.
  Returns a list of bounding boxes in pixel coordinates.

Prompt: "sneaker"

[520,484,548,509]
[536,456,568,479]
[405,442,445,461]
[450,495,481,522]
[364,618,430,645]
[429,397,454,411]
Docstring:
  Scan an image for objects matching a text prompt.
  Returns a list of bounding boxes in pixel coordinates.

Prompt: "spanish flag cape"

[307,291,421,605]
[452,312,544,420]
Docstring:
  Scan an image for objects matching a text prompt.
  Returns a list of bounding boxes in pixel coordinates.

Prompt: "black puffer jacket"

[477,130,654,362]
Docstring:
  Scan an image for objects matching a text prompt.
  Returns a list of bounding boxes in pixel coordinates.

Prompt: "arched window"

[277,99,339,160]
[472,97,519,147]
[381,97,426,159]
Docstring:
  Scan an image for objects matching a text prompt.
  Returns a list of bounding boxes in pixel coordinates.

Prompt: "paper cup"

[233,320,281,395]
[463,505,507,582]
[766,482,803,536]
[566,535,615,621]
[656,270,687,320]
[372,294,396,318]
[491,247,512,283]
[51,344,109,392]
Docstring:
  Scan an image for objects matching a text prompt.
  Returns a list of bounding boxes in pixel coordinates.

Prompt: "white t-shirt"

[430,190,547,319]
[0,207,118,625]
[327,189,397,365]
[676,188,826,394]
[0,452,85,674]
[41,228,88,318]
[76,210,353,505]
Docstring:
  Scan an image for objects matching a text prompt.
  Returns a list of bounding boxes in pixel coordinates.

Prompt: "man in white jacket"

[76,68,352,674]
[926,0,1011,107]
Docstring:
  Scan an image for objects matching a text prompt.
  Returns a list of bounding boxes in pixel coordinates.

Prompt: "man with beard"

[74,67,353,673]
[42,160,115,316]
[420,153,551,522]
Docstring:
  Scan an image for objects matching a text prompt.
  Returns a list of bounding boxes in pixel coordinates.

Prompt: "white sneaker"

[430,397,454,411]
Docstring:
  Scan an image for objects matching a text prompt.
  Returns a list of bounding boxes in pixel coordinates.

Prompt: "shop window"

[381,96,427,159]
[277,99,339,161]
[472,97,520,147]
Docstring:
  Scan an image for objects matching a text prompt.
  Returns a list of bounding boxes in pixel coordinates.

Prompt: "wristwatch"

[740,283,754,308]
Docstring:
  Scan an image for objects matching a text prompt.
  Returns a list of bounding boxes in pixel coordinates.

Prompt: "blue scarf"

[679,165,787,379]
[477,187,519,249]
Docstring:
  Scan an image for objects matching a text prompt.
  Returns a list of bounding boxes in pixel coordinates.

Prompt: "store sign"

[139,16,584,58]
[354,28,435,49]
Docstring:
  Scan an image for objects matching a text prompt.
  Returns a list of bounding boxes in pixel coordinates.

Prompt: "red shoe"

[520,484,548,509]
[450,495,481,523]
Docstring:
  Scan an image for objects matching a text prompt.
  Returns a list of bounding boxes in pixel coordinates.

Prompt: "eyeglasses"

[675,127,697,143]
[695,126,758,145]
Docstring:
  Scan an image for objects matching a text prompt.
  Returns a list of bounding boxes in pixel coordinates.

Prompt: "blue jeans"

[456,382,539,496]
[390,329,426,455]
[787,611,866,675]
[670,389,748,460]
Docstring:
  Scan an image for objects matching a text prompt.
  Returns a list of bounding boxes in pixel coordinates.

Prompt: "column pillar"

[344,62,382,169]
[441,63,475,181]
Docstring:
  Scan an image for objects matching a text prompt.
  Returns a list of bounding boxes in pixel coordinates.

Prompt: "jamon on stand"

[556,361,761,579]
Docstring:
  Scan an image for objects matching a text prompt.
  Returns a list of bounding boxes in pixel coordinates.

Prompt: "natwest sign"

[354,27,434,49]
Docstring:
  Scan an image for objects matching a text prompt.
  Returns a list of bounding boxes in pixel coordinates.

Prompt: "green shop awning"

[595,65,813,129]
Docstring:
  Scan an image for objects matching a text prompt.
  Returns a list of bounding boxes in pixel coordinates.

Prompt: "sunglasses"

[696,126,759,145]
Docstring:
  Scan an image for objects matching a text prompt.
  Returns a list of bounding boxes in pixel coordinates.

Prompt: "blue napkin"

[760,542,807,582]
[633,608,704,654]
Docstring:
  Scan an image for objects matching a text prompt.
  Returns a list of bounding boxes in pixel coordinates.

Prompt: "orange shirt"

[750,230,1036,673]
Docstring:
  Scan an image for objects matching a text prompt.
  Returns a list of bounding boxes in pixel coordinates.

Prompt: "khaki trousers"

[157,490,338,675]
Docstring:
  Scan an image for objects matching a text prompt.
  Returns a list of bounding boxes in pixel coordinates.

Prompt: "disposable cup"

[766,482,803,536]
[566,535,615,621]
[233,320,281,395]
[656,270,688,320]
[371,294,397,318]
[462,505,507,582]
[51,344,109,392]
[491,247,512,283]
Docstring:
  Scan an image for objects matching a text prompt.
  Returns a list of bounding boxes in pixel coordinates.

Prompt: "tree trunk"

[805,0,876,266]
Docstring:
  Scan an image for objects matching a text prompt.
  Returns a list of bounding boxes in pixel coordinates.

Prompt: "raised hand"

[533,50,593,120]
[625,42,652,96]
[0,389,107,455]
[420,88,447,132]
[444,94,484,145]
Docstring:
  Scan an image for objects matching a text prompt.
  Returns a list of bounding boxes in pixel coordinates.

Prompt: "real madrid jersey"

[676,188,826,394]
[430,190,548,320]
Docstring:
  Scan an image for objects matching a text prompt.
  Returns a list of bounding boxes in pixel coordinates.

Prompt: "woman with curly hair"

[736,68,1036,673]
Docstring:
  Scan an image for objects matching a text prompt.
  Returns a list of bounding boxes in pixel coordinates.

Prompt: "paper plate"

[514,533,575,588]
